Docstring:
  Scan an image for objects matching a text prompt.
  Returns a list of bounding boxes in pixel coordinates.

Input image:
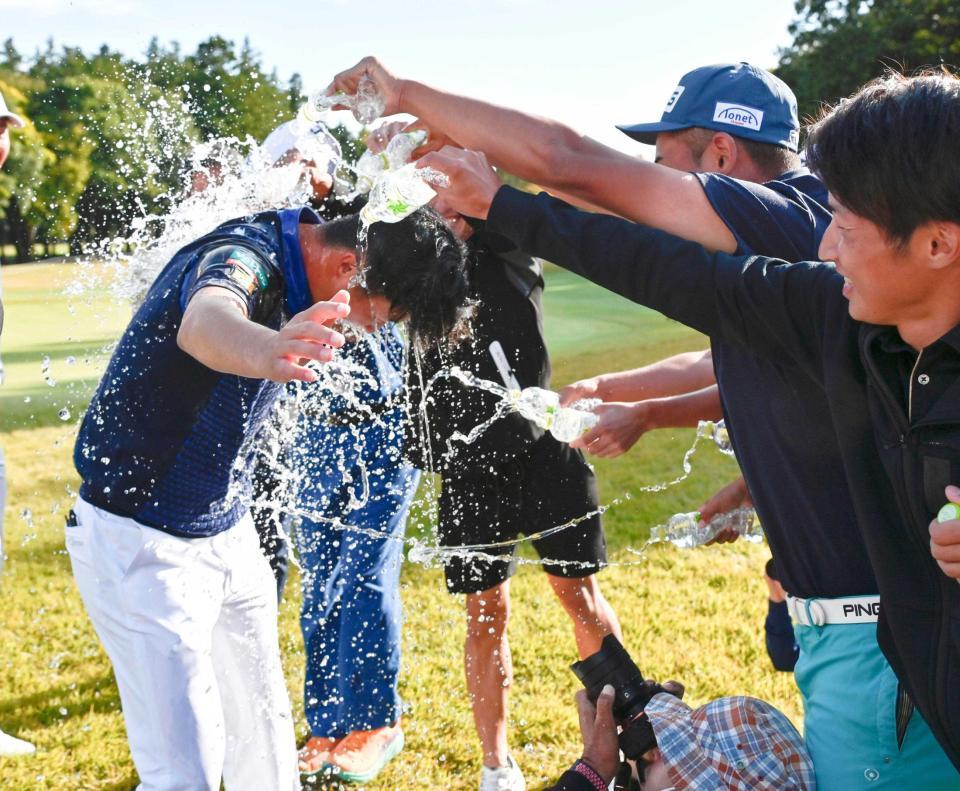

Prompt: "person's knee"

[465,583,510,640]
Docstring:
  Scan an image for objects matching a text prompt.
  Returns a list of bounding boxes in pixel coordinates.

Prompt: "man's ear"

[924,222,960,271]
[336,250,357,276]
[704,132,738,174]
[326,250,357,290]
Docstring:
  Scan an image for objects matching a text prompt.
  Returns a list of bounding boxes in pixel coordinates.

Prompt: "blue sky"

[5,0,798,154]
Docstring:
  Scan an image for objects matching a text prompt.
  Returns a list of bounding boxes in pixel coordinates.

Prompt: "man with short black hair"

[423,67,960,774]
[67,205,470,790]
[328,58,957,788]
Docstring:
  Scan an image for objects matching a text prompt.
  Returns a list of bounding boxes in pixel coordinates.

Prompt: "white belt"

[787,595,880,626]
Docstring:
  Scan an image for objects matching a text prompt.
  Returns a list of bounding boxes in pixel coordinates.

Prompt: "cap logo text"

[713,102,764,131]
[841,601,881,618]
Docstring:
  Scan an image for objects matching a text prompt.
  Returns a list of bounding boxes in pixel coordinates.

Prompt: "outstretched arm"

[329,57,737,252]
[178,287,349,382]
[569,386,723,458]
[559,349,715,405]
[418,148,843,380]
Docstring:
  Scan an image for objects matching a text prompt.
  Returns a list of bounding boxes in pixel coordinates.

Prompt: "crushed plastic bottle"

[355,130,429,194]
[354,75,386,124]
[359,163,447,226]
[300,75,386,126]
[550,405,599,443]
[509,386,599,444]
[697,419,734,456]
[649,507,762,548]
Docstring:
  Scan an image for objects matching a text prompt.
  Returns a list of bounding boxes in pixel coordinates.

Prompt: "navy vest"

[75,209,316,537]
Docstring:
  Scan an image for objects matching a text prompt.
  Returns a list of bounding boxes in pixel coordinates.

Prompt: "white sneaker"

[0,728,35,756]
[479,755,525,791]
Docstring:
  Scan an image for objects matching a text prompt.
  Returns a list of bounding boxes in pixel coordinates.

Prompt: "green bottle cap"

[937,502,960,523]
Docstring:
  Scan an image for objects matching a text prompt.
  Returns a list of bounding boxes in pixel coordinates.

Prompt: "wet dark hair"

[806,69,960,246]
[320,208,472,345]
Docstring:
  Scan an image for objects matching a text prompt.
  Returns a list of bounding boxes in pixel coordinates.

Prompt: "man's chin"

[845,297,881,325]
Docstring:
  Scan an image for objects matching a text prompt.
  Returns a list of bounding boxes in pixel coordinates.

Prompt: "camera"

[571,634,674,761]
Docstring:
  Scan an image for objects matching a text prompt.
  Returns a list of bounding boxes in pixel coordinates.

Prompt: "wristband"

[572,759,608,791]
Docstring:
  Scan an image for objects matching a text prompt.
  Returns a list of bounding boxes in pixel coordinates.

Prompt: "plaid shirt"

[646,693,816,790]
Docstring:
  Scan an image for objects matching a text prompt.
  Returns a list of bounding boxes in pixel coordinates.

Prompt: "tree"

[0,36,363,258]
[776,0,960,121]
[182,36,295,142]
[0,75,60,261]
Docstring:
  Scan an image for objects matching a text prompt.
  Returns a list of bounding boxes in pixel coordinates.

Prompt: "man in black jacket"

[406,205,622,791]
[327,58,957,789]
[421,70,960,771]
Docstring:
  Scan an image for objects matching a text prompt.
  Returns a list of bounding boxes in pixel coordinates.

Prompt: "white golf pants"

[66,498,299,791]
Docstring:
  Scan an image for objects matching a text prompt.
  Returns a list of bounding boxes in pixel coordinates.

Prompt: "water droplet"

[59,408,71,421]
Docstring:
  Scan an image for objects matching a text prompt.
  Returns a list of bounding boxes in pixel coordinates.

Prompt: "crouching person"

[552,681,813,791]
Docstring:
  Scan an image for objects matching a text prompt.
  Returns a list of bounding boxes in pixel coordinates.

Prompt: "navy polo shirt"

[75,207,320,537]
[696,169,878,598]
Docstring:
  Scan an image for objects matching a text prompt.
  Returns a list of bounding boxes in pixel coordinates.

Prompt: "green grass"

[0,262,800,790]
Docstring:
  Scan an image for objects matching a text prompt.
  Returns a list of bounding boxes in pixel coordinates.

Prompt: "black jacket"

[486,186,960,769]
[405,232,549,473]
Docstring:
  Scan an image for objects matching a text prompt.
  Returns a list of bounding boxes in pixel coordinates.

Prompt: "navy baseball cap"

[618,63,799,151]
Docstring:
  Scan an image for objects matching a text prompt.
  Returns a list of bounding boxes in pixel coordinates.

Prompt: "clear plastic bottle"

[300,90,351,122]
[550,406,600,443]
[649,507,762,548]
[359,163,440,226]
[510,386,559,426]
[300,75,386,126]
[353,75,386,124]
[697,419,735,456]
[508,386,598,443]
[355,130,429,194]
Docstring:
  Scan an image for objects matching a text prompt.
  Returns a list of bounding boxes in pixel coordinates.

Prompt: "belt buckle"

[807,600,827,627]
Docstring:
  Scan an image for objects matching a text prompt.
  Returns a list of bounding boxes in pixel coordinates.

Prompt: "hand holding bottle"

[930,484,960,580]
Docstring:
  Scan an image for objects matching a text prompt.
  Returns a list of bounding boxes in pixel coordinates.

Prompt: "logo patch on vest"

[712,102,764,131]
[225,248,269,294]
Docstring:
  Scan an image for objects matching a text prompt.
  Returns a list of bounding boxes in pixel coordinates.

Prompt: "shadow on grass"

[0,673,120,730]
[2,338,117,366]
[0,379,98,432]
[98,779,140,791]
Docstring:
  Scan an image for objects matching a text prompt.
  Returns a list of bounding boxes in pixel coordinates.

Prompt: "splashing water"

[41,355,56,388]
[54,70,753,593]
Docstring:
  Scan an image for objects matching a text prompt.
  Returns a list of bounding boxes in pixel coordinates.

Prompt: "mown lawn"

[0,262,799,790]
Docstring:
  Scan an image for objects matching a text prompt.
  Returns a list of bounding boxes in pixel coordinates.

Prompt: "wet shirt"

[74,207,320,537]
[405,233,549,473]
[694,170,877,599]
[290,324,412,490]
[485,187,960,763]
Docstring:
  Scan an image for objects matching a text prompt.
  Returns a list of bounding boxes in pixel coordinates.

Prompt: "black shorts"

[437,434,607,594]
